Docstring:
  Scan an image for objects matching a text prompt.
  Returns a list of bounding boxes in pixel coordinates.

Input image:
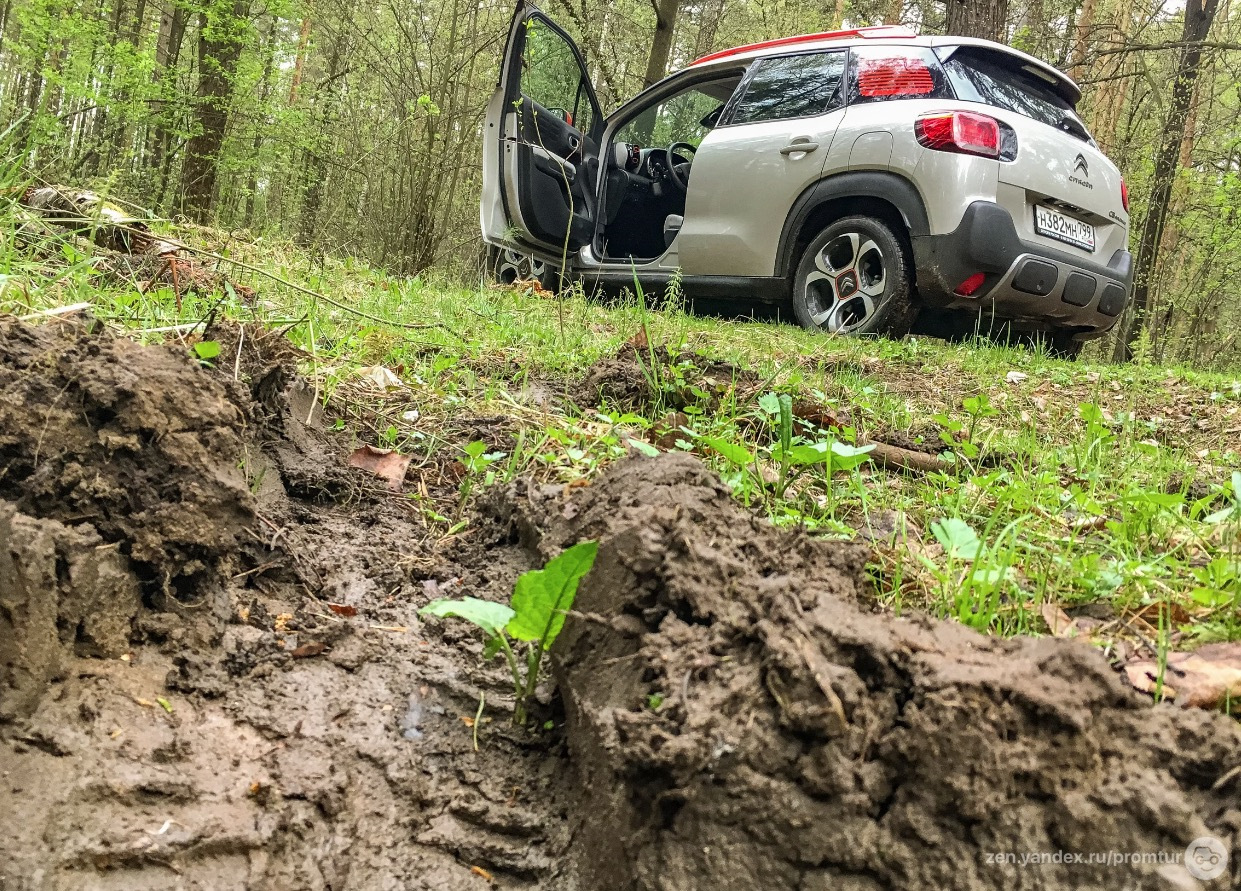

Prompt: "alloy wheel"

[802,232,887,333]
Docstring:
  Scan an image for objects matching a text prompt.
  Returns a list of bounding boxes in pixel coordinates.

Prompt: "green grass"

[3,191,1240,652]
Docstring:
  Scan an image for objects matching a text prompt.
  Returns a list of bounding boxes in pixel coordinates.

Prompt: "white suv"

[481,3,1132,355]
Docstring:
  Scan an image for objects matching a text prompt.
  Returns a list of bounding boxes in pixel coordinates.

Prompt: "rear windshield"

[936,46,1093,143]
[847,46,954,105]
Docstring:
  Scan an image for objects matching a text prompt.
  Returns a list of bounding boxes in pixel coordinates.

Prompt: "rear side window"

[937,46,1092,142]
[729,51,846,125]
[848,47,952,104]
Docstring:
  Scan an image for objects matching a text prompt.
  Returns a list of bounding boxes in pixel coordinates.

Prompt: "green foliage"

[506,541,599,645]
[420,541,599,727]
[193,340,222,362]
[420,597,515,637]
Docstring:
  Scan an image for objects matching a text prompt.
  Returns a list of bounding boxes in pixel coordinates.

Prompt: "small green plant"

[921,516,1029,632]
[458,439,507,510]
[420,540,599,726]
[192,340,221,365]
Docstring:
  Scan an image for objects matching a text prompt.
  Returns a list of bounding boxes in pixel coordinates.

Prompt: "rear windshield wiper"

[1057,114,1091,143]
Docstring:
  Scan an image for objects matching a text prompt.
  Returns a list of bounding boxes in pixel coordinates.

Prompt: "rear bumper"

[911,201,1132,338]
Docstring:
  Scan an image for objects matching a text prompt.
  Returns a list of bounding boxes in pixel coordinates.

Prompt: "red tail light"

[915,112,1000,159]
[1120,177,1129,213]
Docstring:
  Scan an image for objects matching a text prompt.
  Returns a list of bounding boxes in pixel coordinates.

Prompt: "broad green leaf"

[773,442,829,465]
[1204,506,1238,525]
[970,567,1009,585]
[757,392,781,416]
[703,436,754,466]
[420,597,515,637]
[1120,491,1184,508]
[1078,402,1105,424]
[193,340,221,360]
[829,441,874,472]
[1191,586,1233,607]
[931,517,981,560]
[507,540,599,648]
[626,437,659,457]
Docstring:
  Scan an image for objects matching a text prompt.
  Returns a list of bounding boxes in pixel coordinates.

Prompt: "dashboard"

[611,143,691,183]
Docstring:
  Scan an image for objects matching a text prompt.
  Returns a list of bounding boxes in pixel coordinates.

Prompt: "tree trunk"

[243,19,278,227]
[643,0,680,88]
[1068,0,1096,80]
[0,0,15,56]
[944,0,1007,39]
[288,17,311,105]
[1113,0,1221,361]
[179,0,251,222]
[298,28,349,245]
[148,0,187,188]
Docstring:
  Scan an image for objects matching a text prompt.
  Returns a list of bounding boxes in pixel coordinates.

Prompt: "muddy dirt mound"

[0,318,254,591]
[573,342,761,410]
[517,453,1241,890]
[0,318,254,719]
[1,318,579,890]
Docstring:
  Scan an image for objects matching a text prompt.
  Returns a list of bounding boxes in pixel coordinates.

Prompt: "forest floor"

[1,205,1240,889]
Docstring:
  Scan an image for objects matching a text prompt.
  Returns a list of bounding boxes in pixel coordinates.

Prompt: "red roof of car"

[690,25,918,66]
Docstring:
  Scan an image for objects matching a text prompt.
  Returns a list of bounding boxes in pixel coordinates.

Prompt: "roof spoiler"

[691,25,918,67]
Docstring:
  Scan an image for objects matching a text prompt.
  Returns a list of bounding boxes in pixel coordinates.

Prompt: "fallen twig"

[863,439,951,474]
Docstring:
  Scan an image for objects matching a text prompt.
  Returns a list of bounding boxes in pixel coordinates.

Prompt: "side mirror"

[547,107,574,126]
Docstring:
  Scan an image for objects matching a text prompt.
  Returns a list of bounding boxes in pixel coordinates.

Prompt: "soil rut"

[1,318,1237,890]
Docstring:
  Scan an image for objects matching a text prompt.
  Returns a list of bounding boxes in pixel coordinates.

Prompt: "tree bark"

[643,0,680,88]
[1068,0,1096,80]
[179,0,251,222]
[944,0,1007,39]
[1114,0,1221,361]
[297,27,349,245]
[288,16,311,105]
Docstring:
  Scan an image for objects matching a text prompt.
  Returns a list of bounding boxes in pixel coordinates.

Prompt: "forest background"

[0,0,1236,366]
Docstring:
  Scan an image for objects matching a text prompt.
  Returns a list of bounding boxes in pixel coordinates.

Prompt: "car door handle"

[780,140,819,155]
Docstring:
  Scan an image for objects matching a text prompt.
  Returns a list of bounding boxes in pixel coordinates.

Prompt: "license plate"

[1034,205,1095,252]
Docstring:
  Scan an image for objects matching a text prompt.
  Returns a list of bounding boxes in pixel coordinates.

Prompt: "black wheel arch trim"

[775,171,931,278]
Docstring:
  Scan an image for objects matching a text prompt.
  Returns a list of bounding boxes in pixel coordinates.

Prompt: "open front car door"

[481,2,603,265]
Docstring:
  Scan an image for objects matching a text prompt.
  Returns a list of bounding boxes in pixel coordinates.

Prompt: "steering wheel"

[665,141,697,192]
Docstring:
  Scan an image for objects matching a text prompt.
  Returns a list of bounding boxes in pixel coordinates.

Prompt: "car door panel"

[679,50,848,278]
[505,97,597,248]
[481,2,602,263]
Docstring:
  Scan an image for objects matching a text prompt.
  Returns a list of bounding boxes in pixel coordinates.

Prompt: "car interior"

[598,74,745,261]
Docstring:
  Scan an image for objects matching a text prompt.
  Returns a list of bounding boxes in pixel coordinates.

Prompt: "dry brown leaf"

[629,327,649,350]
[355,365,404,390]
[348,445,412,492]
[511,277,554,299]
[1123,643,1241,710]
[792,399,850,430]
[1040,602,1083,638]
[1070,515,1108,533]
[651,411,689,450]
[1131,602,1193,629]
[470,865,495,882]
[326,602,358,617]
[291,641,327,659]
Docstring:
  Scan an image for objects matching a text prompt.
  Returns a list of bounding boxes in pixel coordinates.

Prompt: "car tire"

[487,247,562,289]
[792,215,917,337]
